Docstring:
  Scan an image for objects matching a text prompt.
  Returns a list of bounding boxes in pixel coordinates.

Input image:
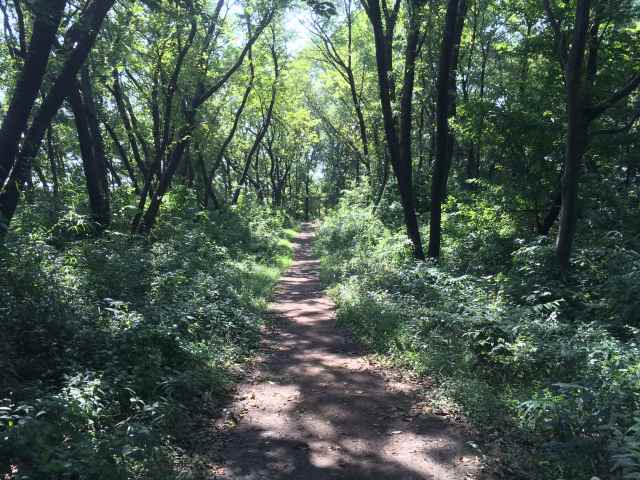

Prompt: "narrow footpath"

[217,224,479,479]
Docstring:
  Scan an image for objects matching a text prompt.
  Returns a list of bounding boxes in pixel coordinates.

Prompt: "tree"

[232,26,281,205]
[428,0,468,259]
[361,0,426,259]
[310,0,370,179]
[543,0,640,271]
[68,67,111,226]
[0,0,66,200]
[0,0,118,233]
[133,2,276,233]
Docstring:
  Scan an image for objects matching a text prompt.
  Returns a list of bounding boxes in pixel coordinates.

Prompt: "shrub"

[0,193,295,479]
[316,187,640,479]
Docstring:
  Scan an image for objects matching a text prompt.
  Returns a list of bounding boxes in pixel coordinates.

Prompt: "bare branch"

[588,73,640,120]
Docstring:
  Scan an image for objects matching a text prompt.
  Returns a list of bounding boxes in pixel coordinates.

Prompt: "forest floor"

[211,224,481,479]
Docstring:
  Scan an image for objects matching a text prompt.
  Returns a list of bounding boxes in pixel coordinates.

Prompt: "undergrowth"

[0,186,296,479]
[316,185,640,479]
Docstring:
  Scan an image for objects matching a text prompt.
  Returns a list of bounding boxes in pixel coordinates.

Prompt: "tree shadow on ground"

[217,226,476,480]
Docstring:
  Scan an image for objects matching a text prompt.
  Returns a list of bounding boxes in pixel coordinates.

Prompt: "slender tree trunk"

[32,160,48,192]
[364,0,425,259]
[538,187,562,235]
[81,67,111,220]
[207,55,254,207]
[232,43,278,205]
[104,121,140,193]
[374,147,390,208]
[556,0,591,272]
[139,119,194,234]
[0,0,117,233]
[198,153,220,209]
[69,79,111,227]
[428,0,467,259]
[0,0,66,189]
[111,70,148,178]
[304,175,311,221]
[46,127,61,209]
[396,6,424,259]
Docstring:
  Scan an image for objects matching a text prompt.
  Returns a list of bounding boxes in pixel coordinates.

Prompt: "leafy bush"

[0,192,295,479]
[316,188,640,479]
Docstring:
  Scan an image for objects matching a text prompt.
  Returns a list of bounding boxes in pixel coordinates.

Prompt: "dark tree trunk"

[46,127,61,208]
[139,118,194,234]
[396,7,424,259]
[537,187,562,235]
[232,135,263,205]
[364,0,425,259]
[348,69,370,176]
[104,121,140,193]
[69,77,111,227]
[0,0,117,233]
[206,52,254,207]
[556,0,591,272]
[0,0,65,189]
[542,0,640,270]
[304,176,310,221]
[81,67,112,218]
[428,0,467,259]
[374,147,390,208]
[232,39,278,205]
[32,160,48,192]
[111,70,148,178]
[198,152,220,209]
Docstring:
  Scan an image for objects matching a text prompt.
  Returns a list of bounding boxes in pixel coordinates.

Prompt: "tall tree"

[0,0,66,192]
[135,4,276,233]
[68,67,111,227]
[361,0,426,259]
[428,0,468,259]
[0,0,118,233]
[543,0,640,271]
[310,0,370,179]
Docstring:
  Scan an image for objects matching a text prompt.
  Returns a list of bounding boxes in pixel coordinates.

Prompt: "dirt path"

[217,224,478,479]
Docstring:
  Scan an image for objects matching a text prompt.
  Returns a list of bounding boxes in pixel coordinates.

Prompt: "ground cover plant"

[1,189,296,479]
[316,183,640,479]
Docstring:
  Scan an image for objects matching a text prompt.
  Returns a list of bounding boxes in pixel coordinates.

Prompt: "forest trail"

[216,224,479,479]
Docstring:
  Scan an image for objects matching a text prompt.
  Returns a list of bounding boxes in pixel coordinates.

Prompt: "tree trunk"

[304,176,311,221]
[364,0,425,259]
[396,5,424,259]
[207,54,254,207]
[198,153,220,209]
[232,43,278,205]
[111,70,148,178]
[69,78,111,227]
[537,187,561,235]
[103,121,140,193]
[556,0,591,272]
[428,0,467,259]
[0,0,117,233]
[0,0,65,189]
[139,119,194,234]
[46,127,61,209]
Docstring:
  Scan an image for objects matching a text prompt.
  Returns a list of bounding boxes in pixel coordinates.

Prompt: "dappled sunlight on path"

[217,224,478,479]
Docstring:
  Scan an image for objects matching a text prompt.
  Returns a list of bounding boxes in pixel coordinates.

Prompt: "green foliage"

[611,417,640,479]
[316,189,640,479]
[440,185,519,273]
[0,193,295,480]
